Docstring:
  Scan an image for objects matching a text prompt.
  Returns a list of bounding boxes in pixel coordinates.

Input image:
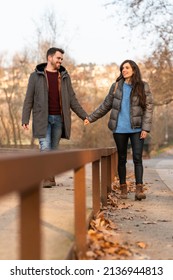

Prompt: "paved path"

[108,150,173,260]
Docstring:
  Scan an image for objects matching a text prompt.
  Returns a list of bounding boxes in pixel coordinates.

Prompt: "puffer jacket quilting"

[88,79,153,132]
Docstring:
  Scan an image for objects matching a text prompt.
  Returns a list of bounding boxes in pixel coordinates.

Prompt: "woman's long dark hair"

[116,60,146,109]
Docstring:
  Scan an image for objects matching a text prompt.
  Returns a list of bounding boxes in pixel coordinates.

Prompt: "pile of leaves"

[77,172,149,260]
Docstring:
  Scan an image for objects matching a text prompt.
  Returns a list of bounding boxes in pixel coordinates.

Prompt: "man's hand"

[84,118,90,126]
[22,124,29,130]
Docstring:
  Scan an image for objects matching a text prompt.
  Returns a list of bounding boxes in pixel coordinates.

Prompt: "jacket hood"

[35,63,67,74]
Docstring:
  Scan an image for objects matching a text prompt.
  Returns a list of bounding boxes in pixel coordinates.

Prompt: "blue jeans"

[113,132,144,185]
[39,115,63,151]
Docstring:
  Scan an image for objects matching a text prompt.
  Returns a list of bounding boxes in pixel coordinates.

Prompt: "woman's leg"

[130,132,144,184]
[113,133,129,184]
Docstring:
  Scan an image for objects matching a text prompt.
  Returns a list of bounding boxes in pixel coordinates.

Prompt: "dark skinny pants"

[113,132,144,185]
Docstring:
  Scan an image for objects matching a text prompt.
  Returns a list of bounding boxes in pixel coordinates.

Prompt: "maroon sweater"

[46,70,61,115]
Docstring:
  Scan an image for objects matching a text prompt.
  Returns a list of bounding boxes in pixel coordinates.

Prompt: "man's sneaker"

[42,176,56,188]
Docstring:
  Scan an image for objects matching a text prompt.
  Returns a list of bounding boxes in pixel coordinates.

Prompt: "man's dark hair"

[46,47,65,60]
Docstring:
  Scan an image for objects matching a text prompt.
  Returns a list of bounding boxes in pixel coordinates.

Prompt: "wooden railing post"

[115,151,118,177]
[111,151,117,180]
[74,166,86,258]
[92,160,100,215]
[101,156,107,207]
[20,185,41,260]
[107,155,112,193]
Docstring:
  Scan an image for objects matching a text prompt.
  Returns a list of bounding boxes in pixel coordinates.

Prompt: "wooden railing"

[0,147,117,259]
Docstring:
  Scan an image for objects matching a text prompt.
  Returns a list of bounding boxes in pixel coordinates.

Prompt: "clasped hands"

[84,117,90,126]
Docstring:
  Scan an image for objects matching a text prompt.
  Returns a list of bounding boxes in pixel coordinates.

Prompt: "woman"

[84,60,153,200]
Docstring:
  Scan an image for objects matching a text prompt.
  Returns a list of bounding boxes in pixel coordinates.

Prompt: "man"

[22,47,87,187]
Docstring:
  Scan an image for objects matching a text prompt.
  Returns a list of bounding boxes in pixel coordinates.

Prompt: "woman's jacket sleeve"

[88,83,115,122]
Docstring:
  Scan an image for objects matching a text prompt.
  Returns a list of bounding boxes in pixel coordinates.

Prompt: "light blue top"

[114,83,141,133]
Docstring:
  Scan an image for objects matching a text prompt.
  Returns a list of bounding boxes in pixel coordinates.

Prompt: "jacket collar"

[35,63,66,75]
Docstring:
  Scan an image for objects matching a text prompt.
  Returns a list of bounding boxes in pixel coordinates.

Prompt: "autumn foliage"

[76,172,149,260]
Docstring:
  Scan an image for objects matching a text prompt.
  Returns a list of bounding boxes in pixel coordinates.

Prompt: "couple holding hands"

[22,47,153,198]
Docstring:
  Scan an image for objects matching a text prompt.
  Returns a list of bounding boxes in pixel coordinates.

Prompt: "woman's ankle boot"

[120,183,128,199]
[135,184,146,200]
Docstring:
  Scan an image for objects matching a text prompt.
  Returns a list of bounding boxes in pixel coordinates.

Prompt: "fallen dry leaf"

[117,248,132,257]
[136,241,148,249]
[142,221,157,224]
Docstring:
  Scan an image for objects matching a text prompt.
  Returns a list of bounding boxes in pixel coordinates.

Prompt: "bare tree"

[104,0,173,57]
[0,52,33,147]
[31,9,73,64]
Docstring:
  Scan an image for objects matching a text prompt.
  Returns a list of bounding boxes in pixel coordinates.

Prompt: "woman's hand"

[84,118,90,126]
[140,130,148,139]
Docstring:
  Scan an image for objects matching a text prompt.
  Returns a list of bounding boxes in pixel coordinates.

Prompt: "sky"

[0,0,153,66]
